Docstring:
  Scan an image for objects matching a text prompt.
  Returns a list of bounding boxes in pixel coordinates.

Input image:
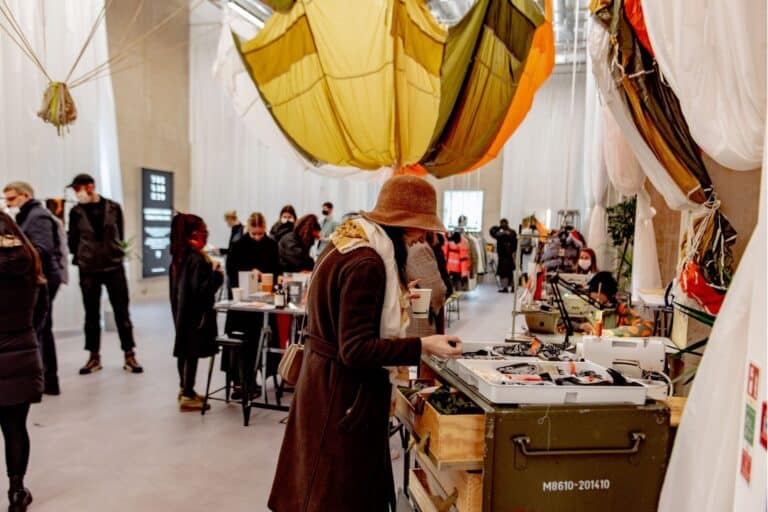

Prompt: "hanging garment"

[445,234,470,279]
[540,229,583,273]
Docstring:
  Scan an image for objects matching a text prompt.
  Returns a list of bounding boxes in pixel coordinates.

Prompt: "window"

[443,190,483,232]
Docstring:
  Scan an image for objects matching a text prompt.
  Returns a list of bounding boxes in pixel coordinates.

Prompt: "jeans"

[79,266,135,353]
[0,404,31,477]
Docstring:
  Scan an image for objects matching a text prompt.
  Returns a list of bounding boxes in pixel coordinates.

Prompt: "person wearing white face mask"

[269,204,296,243]
[573,248,598,275]
[66,173,143,376]
[3,182,65,395]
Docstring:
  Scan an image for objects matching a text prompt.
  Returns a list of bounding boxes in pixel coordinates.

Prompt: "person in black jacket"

[490,219,517,293]
[67,174,143,375]
[269,205,296,243]
[169,213,223,411]
[224,212,279,399]
[222,210,243,254]
[4,182,63,395]
[0,212,46,512]
[226,212,280,289]
[279,214,320,273]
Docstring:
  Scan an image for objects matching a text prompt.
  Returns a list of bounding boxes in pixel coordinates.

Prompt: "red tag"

[761,402,767,450]
[740,449,752,484]
[747,364,760,401]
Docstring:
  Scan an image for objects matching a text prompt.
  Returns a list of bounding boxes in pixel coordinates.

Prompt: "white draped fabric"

[659,125,766,511]
[0,0,122,331]
[643,0,766,171]
[212,3,392,180]
[501,72,587,231]
[588,21,702,213]
[601,106,661,297]
[581,42,610,271]
[190,14,384,250]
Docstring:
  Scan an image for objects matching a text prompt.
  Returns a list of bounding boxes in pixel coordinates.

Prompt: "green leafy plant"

[606,196,636,290]
[119,236,141,262]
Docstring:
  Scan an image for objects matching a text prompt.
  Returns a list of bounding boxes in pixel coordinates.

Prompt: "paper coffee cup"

[410,288,432,319]
[232,287,243,302]
[261,273,274,293]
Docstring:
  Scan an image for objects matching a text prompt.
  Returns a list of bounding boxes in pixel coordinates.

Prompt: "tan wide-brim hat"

[361,175,446,232]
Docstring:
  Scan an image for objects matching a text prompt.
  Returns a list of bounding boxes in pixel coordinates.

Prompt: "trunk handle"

[512,432,645,457]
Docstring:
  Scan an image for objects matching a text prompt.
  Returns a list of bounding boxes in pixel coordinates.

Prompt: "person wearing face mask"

[3,182,64,395]
[66,173,143,375]
[269,205,297,243]
[169,214,223,411]
[577,272,653,337]
[268,176,462,512]
[574,248,598,275]
[224,212,280,399]
[317,201,339,254]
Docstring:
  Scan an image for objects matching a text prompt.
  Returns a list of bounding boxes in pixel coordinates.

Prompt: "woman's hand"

[421,335,463,359]
[407,279,421,301]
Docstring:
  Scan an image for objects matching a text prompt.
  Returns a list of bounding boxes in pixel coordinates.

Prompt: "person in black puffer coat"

[0,211,46,512]
[169,213,224,412]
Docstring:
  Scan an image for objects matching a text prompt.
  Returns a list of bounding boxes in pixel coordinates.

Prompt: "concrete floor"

[6,281,516,511]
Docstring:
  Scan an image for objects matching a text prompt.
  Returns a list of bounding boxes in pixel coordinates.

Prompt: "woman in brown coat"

[268,176,463,512]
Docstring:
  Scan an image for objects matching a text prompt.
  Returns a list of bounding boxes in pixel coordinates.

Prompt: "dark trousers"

[40,277,60,385]
[0,403,31,477]
[177,358,199,397]
[79,266,135,353]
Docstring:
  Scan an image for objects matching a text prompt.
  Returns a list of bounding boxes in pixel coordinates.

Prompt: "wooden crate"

[409,468,456,512]
[395,389,484,470]
[416,447,483,512]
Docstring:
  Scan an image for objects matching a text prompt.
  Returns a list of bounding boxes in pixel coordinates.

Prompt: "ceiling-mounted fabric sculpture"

[642,0,766,170]
[589,0,736,305]
[236,0,553,178]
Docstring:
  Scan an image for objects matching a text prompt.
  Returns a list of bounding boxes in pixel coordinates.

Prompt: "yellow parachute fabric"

[238,0,551,177]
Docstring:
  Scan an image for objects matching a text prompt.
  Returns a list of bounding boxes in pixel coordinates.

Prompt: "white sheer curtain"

[601,106,661,298]
[0,0,122,331]
[190,20,384,250]
[501,72,587,231]
[581,43,610,270]
[660,126,766,511]
[643,0,766,171]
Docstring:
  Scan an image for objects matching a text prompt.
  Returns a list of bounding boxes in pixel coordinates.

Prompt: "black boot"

[8,476,32,512]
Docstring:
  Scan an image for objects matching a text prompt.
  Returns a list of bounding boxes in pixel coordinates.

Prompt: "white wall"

[500,71,588,232]
[188,26,383,250]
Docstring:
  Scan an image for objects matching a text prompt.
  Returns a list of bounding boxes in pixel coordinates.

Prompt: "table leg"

[240,348,251,426]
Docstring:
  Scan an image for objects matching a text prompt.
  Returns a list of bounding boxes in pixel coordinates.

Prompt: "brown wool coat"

[269,247,422,512]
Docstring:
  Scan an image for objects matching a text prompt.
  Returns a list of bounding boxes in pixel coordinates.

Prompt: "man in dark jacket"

[490,218,517,293]
[4,181,63,395]
[67,174,143,375]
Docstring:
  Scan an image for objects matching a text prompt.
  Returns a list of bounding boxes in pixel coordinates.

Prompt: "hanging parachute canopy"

[236,0,553,178]
[589,0,736,302]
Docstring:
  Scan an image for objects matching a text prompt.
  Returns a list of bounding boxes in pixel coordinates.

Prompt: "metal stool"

[202,335,254,426]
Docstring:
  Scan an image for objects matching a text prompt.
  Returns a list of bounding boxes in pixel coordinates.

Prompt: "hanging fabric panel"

[643,0,766,170]
[421,0,545,177]
[659,122,767,511]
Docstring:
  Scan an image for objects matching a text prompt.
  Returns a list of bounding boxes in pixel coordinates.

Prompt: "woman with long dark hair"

[0,211,45,511]
[278,214,321,273]
[574,248,598,274]
[269,204,297,243]
[169,213,223,411]
[269,176,463,512]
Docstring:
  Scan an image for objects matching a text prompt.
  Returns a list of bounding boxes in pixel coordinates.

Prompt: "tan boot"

[179,395,210,412]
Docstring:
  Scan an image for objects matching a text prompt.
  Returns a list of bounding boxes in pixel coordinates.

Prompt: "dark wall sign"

[141,168,174,278]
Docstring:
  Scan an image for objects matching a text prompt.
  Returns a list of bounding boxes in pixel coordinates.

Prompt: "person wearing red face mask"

[169,214,223,411]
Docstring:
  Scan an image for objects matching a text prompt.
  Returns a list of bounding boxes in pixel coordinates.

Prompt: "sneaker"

[8,488,33,512]
[123,352,144,374]
[179,395,210,412]
[78,355,102,375]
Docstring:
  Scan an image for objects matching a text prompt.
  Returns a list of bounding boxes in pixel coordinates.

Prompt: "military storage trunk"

[402,358,671,512]
[484,402,669,512]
